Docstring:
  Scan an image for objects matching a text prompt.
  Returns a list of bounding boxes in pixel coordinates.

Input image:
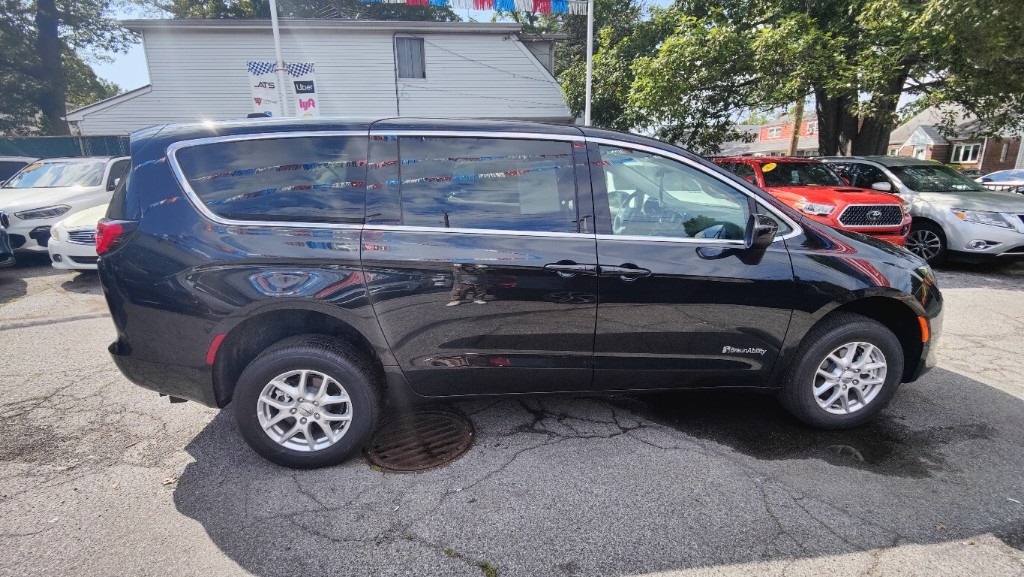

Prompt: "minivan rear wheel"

[233,335,381,468]
[778,313,904,428]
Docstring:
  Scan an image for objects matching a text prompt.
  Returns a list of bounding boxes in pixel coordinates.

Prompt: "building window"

[888,147,900,156]
[1000,143,1009,162]
[395,37,426,79]
[913,145,927,160]
[805,121,818,135]
[951,143,981,163]
[767,127,782,139]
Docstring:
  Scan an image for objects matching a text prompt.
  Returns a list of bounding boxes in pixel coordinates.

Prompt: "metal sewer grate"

[365,410,475,472]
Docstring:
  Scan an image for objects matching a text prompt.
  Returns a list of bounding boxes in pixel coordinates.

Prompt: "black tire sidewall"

[233,340,380,469]
[782,317,904,429]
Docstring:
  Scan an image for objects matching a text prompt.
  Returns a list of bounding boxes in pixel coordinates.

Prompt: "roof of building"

[66,85,152,119]
[121,18,526,34]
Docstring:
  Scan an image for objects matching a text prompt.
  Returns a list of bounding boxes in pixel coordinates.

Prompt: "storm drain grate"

[365,410,475,472]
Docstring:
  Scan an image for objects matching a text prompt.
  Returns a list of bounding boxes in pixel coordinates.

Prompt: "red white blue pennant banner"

[359,0,588,15]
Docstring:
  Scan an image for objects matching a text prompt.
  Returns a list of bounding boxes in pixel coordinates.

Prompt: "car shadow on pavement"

[60,271,101,294]
[173,367,1024,577]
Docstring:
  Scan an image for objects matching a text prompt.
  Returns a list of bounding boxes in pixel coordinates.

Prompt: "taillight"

[96,219,136,255]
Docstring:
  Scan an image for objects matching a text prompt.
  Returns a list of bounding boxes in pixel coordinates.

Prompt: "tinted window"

[0,161,29,182]
[398,137,578,233]
[731,162,756,181]
[847,164,892,189]
[176,136,368,223]
[107,159,130,190]
[598,145,749,240]
[760,161,845,187]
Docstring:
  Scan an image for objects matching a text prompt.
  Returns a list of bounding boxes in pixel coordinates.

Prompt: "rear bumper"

[109,341,218,407]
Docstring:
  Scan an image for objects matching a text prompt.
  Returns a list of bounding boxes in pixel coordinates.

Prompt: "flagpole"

[583,0,594,126]
[269,0,290,117]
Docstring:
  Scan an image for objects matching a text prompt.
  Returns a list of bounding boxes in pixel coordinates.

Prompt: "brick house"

[719,114,820,156]
[887,107,1023,172]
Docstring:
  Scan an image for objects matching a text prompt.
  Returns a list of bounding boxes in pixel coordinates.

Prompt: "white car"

[48,204,108,270]
[977,169,1024,194]
[0,156,129,253]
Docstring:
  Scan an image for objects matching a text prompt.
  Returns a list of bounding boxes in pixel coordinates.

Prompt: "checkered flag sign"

[285,62,315,77]
[246,60,282,116]
[287,62,320,118]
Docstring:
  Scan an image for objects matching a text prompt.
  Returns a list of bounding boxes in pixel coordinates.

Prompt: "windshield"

[984,170,1024,182]
[889,164,988,193]
[760,162,845,187]
[3,160,106,189]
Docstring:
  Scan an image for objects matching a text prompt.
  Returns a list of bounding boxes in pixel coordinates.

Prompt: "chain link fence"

[0,136,130,158]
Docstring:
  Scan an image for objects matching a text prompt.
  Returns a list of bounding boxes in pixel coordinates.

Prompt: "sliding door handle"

[543,262,597,278]
[599,264,652,282]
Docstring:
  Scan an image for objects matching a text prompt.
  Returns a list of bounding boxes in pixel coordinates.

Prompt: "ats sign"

[245,61,321,117]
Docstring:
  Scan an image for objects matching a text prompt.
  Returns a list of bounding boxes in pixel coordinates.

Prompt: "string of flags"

[358,0,589,15]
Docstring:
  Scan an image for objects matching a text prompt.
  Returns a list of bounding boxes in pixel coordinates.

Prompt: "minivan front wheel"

[779,313,904,428]
[234,335,381,468]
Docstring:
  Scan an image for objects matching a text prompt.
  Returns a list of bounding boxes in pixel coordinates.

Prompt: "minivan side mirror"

[107,177,120,191]
[744,213,778,252]
[870,181,892,192]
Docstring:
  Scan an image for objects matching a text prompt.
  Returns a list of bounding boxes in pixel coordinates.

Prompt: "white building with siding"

[66,19,571,135]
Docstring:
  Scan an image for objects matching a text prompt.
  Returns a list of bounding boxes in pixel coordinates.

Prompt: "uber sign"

[293,81,315,94]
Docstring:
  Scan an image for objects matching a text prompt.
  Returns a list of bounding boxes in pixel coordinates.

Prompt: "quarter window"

[398,137,578,233]
[395,37,426,79]
[175,136,368,223]
[596,145,749,240]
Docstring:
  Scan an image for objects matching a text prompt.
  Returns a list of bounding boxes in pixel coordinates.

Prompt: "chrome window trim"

[836,203,906,228]
[583,136,803,243]
[369,129,585,142]
[594,234,745,245]
[164,128,801,242]
[363,224,587,238]
[166,131,369,230]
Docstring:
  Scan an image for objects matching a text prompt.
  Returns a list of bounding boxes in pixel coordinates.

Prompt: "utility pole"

[787,97,804,156]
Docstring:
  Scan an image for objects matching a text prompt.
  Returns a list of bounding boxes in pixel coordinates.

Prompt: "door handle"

[599,264,652,282]
[543,262,597,278]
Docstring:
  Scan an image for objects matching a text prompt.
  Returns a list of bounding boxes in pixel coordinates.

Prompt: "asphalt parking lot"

[1,254,1023,577]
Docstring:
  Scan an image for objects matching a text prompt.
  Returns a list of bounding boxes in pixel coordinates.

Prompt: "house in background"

[65,19,570,135]
[718,114,820,157]
[887,107,1023,172]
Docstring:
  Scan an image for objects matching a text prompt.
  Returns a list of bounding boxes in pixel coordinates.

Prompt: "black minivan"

[98,118,942,468]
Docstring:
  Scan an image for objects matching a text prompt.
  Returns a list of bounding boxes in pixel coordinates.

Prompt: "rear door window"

[398,136,579,233]
[174,135,368,223]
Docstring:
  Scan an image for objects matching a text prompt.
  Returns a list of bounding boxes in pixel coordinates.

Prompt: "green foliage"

[569,0,1024,155]
[0,1,131,135]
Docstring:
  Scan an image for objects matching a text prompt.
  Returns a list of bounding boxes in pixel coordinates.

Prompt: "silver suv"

[822,156,1024,265]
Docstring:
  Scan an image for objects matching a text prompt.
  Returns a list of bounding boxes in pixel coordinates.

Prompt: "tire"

[905,220,946,265]
[233,334,382,468]
[778,313,904,429]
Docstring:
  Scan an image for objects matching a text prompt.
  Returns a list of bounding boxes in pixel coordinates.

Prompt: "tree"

[156,0,460,22]
[590,0,1024,155]
[0,0,133,135]
[557,0,668,129]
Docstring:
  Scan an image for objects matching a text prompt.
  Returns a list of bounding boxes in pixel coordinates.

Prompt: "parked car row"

[714,154,1024,265]
[0,156,128,270]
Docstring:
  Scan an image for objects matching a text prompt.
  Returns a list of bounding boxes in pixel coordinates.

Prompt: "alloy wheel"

[812,341,887,415]
[256,369,353,452]
[905,229,942,261]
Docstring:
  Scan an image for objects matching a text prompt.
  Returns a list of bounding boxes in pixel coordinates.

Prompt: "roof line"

[121,18,524,34]
[65,84,152,119]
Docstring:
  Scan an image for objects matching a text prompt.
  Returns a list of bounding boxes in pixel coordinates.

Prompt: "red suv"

[715,157,911,245]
